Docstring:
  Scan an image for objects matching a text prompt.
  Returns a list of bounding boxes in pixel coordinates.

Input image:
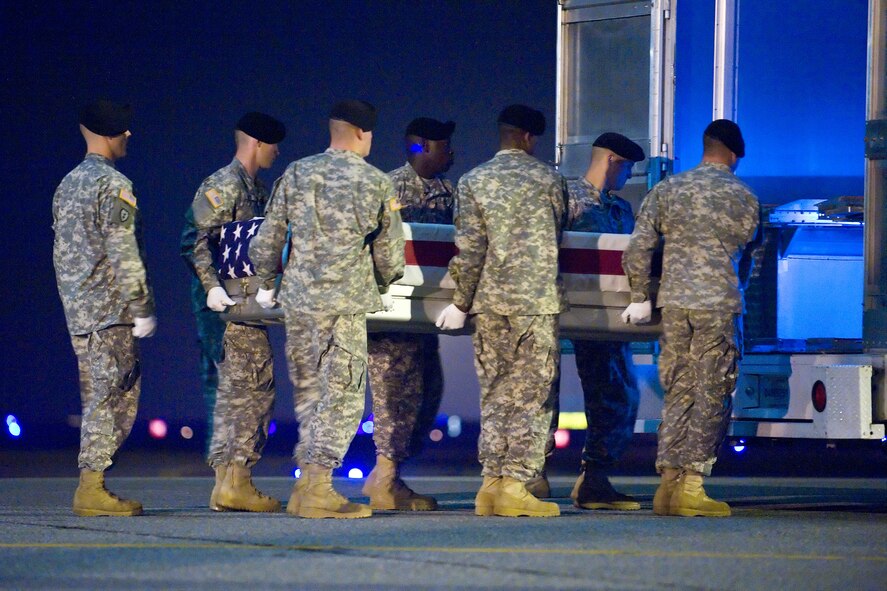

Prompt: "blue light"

[347,468,364,479]
[6,415,16,426]
[733,445,746,453]
[6,415,20,438]
[269,420,277,436]
[293,468,301,479]
[360,420,374,434]
[447,415,462,438]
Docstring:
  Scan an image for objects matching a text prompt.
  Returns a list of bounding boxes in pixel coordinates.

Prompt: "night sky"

[0,1,869,432]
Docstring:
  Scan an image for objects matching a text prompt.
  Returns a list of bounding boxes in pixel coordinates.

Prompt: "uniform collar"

[84,153,114,168]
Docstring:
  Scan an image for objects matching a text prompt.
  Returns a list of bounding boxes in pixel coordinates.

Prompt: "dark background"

[0,1,870,451]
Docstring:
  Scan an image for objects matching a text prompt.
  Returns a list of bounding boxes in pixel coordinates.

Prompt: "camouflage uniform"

[251,148,404,468]
[368,162,453,461]
[561,178,640,467]
[52,153,154,471]
[449,149,568,481]
[179,210,225,451]
[182,159,275,469]
[623,162,759,475]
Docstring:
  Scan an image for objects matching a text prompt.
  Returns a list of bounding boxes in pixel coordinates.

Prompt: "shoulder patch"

[205,188,223,209]
[118,188,137,208]
[389,197,404,212]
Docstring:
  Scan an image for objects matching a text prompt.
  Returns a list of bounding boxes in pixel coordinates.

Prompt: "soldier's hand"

[255,287,277,309]
[380,291,395,312]
[132,315,157,338]
[207,286,235,312]
[436,304,468,330]
[621,301,653,325]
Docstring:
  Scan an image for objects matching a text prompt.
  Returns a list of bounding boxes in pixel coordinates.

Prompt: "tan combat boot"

[362,456,437,511]
[652,468,682,516]
[494,477,560,517]
[73,469,143,517]
[209,465,229,512]
[216,465,281,512]
[524,470,551,498]
[475,475,502,516]
[285,473,308,516]
[297,464,372,519]
[669,471,731,517]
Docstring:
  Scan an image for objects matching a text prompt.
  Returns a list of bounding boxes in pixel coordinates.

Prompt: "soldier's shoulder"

[387,163,413,181]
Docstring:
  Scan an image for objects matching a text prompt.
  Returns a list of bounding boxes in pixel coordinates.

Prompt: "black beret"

[497,104,545,136]
[236,112,286,144]
[704,119,745,158]
[79,99,132,136]
[405,117,455,141]
[593,132,646,162]
[330,99,377,132]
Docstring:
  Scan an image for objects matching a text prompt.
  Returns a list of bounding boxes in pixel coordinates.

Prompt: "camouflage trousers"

[189,276,225,451]
[474,313,559,481]
[207,322,275,469]
[545,340,640,467]
[70,325,141,472]
[367,332,443,461]
[656,307,741,476]
[284,313,367,469]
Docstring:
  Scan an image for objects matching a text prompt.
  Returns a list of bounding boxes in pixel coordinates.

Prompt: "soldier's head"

[78,99,132,161]
[235,112,286,171]
[329,100,377,158]
[588,132,646,192]
[702,119,745,172]
[497,104,545,155]
[404,117,455,178]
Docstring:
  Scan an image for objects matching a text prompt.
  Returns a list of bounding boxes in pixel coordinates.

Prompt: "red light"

[811,380,827,412]
[148,419,168,439]
[554,429,570,448]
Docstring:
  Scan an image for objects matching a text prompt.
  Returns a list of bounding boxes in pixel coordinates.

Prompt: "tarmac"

[1,434,885,590]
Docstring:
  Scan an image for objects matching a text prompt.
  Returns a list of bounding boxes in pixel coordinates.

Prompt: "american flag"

[217,217,264,279]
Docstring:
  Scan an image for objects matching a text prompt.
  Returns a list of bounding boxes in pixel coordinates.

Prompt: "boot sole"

[298,507,372,519]
[73,507,143,517]
[475,505,494,516]
[370,501,437,511]
[574,501,641,511]
[671,507,731,517]
[493,507,560,517]
[215,502,281,513]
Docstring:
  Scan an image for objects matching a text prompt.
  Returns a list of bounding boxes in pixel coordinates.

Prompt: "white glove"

[206,286,235,312]
[255,287,277,309]
[380,291,394,312]
[132,315,157,338]
[435,304,468,330]
[621,301,653,325]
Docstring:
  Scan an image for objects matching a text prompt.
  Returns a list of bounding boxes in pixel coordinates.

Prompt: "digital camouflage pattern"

[451,148,566,481]
[367,163,451,462]
[656,308,741,475]
[622,162,759,311]
[387,162,454,224]
[184,274,225,450]
[251,148,404,314]
[566,177,635,235]
[285,313,367,469]
[474,313,559,481]
[70,325,140,471]
[53,153,154,335]
[449,149,568,315]
[564,178,639,467]
[208,322,275,468]
[368,332,443,461]
[251,148,404,469]
[622,162,758,475]
[182,158,275,469]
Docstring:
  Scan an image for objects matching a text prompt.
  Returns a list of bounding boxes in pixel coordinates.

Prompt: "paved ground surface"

[0,474,884,590]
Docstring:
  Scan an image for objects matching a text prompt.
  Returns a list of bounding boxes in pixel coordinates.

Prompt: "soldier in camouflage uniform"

[251,100,404,519]
[436,105,566,518]
[622,120,759,517]
[52,100,156,517]
[182,112,286,513]
[363,117,455,511]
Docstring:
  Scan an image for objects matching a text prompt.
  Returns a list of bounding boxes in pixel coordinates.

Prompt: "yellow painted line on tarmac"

[0,543,884,562]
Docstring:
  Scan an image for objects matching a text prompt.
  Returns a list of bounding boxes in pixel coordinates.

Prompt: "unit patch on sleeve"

[205,188,223,209]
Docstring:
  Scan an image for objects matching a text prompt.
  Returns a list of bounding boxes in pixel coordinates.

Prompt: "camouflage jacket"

[52,153,154,335]
[449,149,568,315]
[251,148,405,314]
[622,162,760,312]
[180,158,269,293]
[565,177,634,234]
[388,162,454,224]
